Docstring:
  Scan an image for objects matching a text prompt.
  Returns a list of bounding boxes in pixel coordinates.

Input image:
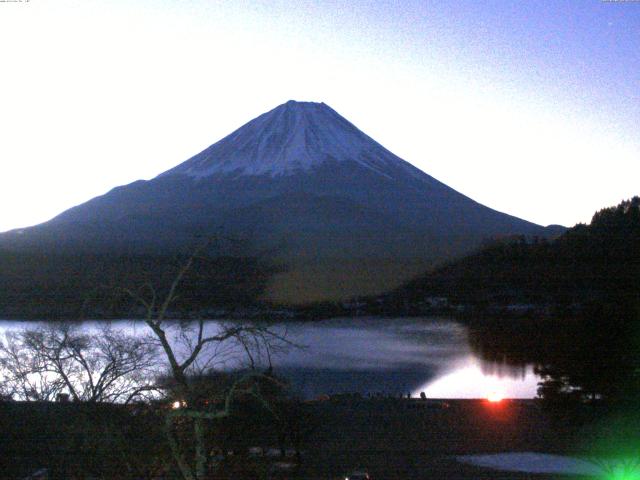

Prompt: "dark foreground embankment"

[1,398,629,479]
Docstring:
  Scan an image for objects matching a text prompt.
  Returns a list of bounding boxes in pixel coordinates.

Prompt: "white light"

[487,391,505,403]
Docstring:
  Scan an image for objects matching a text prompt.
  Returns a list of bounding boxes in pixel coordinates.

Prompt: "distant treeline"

[466,303,640,403]
[388,196,640,313]
[0,250,278,319]
[386,197,640,403]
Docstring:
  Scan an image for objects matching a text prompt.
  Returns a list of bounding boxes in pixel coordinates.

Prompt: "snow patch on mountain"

[161,100,420,180]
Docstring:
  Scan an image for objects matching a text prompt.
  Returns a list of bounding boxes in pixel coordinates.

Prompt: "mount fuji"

[0,101,559,303]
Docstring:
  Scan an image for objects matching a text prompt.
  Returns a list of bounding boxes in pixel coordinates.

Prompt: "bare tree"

[0,323,160,403]
[121,245,292,480]
[0,331,66,401]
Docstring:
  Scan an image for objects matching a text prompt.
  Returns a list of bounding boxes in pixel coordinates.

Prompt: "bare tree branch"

[0,324,160,403]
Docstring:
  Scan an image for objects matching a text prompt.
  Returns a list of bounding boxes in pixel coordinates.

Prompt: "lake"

[0,317,540,400]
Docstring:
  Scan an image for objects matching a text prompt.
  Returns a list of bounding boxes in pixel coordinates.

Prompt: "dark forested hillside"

[391,197,640,311]
[0,250,277,319]
[381,198,639,403]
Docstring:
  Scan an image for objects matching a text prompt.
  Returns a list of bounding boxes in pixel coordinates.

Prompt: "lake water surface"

[0,317,540,399]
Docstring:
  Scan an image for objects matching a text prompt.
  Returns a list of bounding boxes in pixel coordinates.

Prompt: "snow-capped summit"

[162,100,414,179]
[0,100,560,304]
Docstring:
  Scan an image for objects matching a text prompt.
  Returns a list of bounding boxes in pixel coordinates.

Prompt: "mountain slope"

[387,197,639,313]
[0,100,559,303]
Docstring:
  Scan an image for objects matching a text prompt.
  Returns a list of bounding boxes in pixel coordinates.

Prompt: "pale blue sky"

[1,0,638,231]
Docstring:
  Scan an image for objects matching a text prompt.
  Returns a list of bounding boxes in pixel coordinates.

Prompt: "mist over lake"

[0,317,539,399]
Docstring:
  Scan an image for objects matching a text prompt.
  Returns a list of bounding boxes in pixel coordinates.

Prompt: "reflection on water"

[0,317,541,399]
[415,359,538,399]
